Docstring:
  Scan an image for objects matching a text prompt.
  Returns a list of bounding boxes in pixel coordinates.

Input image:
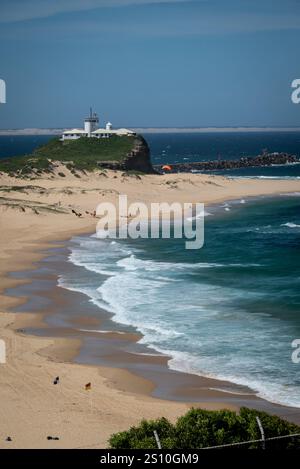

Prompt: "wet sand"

[1,169,300,447]
[7,239,300,426]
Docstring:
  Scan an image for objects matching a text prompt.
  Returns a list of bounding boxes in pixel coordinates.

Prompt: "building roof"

[63,128,87,134]
[92,128,114,134]
[116,128,135,135]
[62,127,135,135]
[92,128,135,135]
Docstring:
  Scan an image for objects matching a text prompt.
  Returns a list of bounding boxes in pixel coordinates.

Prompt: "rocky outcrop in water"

[154,152,300,173]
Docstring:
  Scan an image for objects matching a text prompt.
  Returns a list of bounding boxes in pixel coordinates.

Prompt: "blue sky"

[0,0,300,128]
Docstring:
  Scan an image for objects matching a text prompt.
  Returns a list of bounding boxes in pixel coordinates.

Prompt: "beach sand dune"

[1,168,300,448]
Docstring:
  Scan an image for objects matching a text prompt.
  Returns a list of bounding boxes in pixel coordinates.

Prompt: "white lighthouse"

[61,109,136,141]
[84,108,99,137]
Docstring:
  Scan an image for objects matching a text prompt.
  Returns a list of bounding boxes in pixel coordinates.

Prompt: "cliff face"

[97,135,155,174]
[123,135,155,173]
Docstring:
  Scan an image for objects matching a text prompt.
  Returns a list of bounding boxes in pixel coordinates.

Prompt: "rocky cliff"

[97,135,155,174]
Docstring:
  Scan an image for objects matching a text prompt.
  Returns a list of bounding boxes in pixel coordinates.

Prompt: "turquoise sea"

[59,195,300,408]
[2,132,300,407]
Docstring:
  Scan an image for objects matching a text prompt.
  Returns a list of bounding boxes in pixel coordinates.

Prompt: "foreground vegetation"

[0,136,135,175]
[109,407,300,449]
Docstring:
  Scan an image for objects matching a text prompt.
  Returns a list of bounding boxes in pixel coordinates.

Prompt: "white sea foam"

[116,254,259,272]
[281,222,300,228]
[186,209,212,221]
[279,192,300,197]
[79,328,128,335]
[228,176,300,180]
[59,235,300,409]
[165,349,300,408]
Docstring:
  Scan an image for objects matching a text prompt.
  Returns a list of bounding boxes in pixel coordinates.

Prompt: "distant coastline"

[2,127,300,136]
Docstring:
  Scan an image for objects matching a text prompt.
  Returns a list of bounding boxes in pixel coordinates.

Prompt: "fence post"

[256,416,265,449]
[153,430,162,449]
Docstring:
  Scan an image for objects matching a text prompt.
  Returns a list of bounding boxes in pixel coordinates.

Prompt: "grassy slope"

[0,136,135,175]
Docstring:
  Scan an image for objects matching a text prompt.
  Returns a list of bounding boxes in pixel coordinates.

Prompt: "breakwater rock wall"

[154,152,300,173]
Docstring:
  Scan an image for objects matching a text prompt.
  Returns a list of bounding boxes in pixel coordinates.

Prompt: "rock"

[154,152,300,173]
[123,136,155,173]
[97,135,156,174]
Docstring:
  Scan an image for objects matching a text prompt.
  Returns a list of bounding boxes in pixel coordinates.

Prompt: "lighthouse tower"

[84,108,99,137]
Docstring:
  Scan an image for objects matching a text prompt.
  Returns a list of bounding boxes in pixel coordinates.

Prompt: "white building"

[61,109,135,141]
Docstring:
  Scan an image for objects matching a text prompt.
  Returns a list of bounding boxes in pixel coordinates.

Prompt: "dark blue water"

[0,135,55,159]
[1,132,300,178]
[147,132,300,162]
[59,195,300,408]
[146,132,300,178]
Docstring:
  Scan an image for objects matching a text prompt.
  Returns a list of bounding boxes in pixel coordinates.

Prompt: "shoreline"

[0,228,240,449]
[1,170,300,447]
[9,196,300,414]
[6,235,300,419]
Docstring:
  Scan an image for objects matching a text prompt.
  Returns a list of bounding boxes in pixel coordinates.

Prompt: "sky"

[0,0,300,128]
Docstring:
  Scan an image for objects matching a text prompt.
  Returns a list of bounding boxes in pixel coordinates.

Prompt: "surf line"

[95,194,205,250]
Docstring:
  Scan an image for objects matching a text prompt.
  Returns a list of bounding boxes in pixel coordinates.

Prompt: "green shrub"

[109,407,300,449]
[109,417,176,449]
[239,407,300,449]
[175,408,247,449]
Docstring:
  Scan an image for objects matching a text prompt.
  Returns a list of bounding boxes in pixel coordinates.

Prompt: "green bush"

[175,408,247,449]
[239,407,300,449]
[109,417,176,449]
[109,407,300,449]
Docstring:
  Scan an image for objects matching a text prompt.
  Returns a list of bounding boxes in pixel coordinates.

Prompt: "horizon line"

[1,126,300,135]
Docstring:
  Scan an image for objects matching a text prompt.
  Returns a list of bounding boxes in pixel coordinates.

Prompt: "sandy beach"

[1,167,300,448]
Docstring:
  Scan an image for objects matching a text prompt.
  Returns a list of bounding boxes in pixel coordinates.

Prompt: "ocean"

[58,195,300,408]
[0,135,55,159]
[1,131,300,178]
[147,131,300,178]
[2,132,300,407]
